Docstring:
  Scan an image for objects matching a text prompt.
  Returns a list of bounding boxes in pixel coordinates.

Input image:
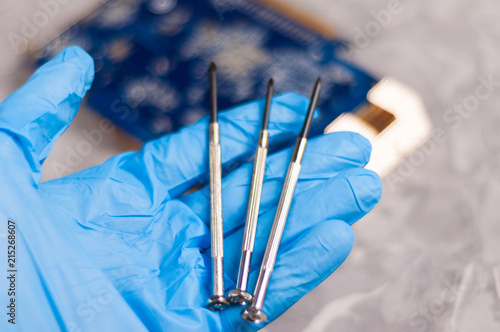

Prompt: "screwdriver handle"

[236,130,269,292]
[209,122,224,296]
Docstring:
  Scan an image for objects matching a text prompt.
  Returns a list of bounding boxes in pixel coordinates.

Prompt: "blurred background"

[1,0,500,331]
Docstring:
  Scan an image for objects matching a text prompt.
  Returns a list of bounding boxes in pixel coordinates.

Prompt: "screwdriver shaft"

[252,137,306,310]
[230,80,274,305]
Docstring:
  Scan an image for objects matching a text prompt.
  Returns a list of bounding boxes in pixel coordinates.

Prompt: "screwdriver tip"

[299,77,322,138]
[209,62,217,72]
[263,78,274,130]
[209,62,218,123]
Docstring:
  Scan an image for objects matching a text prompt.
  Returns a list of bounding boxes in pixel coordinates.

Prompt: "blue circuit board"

[36,0,377,141]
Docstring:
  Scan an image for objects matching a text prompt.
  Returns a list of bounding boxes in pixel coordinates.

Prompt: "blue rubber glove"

[0,47,381,331]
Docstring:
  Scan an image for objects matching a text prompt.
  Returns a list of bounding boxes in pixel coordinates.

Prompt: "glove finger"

[39,92,311,224]
[221,219,354,330]
[211,167,381,284]
[181,132,372,234]
[0,46,94,178]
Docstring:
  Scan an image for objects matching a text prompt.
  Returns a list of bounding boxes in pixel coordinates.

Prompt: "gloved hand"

[0,47,381,331]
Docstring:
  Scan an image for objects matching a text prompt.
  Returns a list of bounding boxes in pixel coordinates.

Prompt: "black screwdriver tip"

[209,62,217,72]
[209,62,218,123]
[263,78,274,130]
[299,78,322,139]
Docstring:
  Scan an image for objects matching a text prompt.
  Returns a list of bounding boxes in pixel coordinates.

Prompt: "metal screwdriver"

[207,63,230,311]
[228,79,274,305]
[241,78,322,323]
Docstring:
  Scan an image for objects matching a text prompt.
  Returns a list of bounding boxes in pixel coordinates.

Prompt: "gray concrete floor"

[1,1,500,331]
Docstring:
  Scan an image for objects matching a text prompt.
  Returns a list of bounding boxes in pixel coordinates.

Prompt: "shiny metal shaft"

[230,78,274,306]
[209,122,223,294]
[207,122,229,310]
[242,137,307,323]
[230,130,269,304]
